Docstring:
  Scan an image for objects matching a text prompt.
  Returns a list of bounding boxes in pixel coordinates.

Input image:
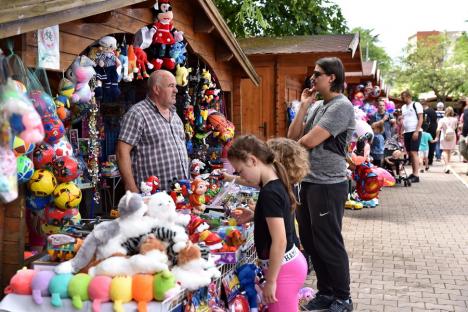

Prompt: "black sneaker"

[329,298,353,312]
[302,293,335,311]
[409,175,420,183]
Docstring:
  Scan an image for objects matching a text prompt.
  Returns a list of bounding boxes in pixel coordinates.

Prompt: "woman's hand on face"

[232,207,254,224]
[300,87,317,108]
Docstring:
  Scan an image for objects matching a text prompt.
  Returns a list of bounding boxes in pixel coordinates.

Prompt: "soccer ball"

[53,182,82,210]
[26,193,53,211]
[42,206,81,234]
[43,116,65,145]
[29,90,56,117]
[17,155,34,183]
[12,136,35,156]
[52,156,79,183]
[28,169,57,196]
[53,140,73,157]
[33,143,55,169]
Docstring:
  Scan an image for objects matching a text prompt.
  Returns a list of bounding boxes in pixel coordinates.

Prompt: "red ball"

[33,143,55,169]
[52,156,79,183]
[42,116,65,145]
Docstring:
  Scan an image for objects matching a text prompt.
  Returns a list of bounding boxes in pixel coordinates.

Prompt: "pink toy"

[67,55,96,104]
[31,270,55,304]
[88,275,112,312]
[297,287,316,303]
[0,147,18,203]
[4,267,37,295]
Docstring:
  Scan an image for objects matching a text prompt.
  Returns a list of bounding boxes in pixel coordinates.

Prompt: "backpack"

[412,102,429,131]
[444,120,456,141]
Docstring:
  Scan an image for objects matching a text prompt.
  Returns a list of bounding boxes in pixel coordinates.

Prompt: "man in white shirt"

[401,90,424,182]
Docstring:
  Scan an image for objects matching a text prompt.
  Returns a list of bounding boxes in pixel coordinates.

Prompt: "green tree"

[351,27,392,75]
[392,33,468,101]
[213,0,347,38]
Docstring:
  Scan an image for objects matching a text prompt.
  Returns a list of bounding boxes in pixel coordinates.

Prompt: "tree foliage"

[391,33,468,101]
[213,0,348,38]
[351,27,392,75]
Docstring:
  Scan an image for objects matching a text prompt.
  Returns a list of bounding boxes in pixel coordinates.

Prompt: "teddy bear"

[88,233,169,277]
[94,36,121,102]
[67,55,95,106]
[54,191,148,274]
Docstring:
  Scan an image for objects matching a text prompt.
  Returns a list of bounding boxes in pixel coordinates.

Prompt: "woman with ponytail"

[226,135,307,312]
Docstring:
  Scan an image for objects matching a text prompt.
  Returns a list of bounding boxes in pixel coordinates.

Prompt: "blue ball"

[26,193,52,211]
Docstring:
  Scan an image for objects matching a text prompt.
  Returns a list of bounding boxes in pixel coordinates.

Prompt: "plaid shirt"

[118,97,189,191]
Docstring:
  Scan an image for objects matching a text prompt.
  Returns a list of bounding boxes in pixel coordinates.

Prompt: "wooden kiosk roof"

[0,0,259,86]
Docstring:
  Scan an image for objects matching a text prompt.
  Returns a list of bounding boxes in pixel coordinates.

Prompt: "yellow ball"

[53,182,82,210]
[28,169,57,196]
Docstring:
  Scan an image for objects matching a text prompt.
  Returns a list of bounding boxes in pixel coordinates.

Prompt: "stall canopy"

[237,34,362,138]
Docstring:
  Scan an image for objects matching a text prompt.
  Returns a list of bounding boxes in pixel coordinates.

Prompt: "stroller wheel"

[403,180,407,186]
[406,179,412,187]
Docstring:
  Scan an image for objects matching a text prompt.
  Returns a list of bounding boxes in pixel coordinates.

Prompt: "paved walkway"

[305,161,468,311]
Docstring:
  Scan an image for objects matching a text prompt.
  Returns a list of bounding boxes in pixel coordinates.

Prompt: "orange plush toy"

[132,274,154,312]
[189,178,210,214]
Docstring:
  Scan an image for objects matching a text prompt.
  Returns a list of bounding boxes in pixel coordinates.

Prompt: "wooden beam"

[0,0,148,39]
[193,13,214,34]
[82,12,113,24]
[215,45,234,62]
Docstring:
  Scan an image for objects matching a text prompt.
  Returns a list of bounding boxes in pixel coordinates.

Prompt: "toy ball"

[26,193,53,211]
[29,90,57,117]
[42,206,81,234]
[12,136,35,156]
[52,156,79,183]
[53,140,73,157]
[28,169,57,196]
[53,182,82,210]
[17,155,35,183]
[372,86,381,98]
[386,101,395,113]
[42,116,65,145]
[33,143,55,169]
[12,80,27,94]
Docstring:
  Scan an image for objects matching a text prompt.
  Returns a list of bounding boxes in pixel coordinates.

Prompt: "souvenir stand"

[0,0,265,310]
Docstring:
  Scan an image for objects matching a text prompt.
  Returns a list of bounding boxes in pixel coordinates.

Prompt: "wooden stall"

[346,60,390,97]
[0,0,259,291]
[237,34,362,139]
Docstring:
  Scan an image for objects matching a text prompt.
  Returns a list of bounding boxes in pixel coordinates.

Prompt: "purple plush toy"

[31,270,55,304]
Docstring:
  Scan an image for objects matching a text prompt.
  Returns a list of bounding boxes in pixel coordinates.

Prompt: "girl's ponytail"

[273,160,298,211]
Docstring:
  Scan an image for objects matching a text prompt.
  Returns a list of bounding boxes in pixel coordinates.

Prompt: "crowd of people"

[116,59,467,312]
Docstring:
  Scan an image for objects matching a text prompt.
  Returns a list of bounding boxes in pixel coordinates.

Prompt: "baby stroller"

[383,136,412,187]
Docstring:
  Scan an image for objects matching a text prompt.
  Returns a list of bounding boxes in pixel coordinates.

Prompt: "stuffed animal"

[168,178,190,210]
[134,46,153,80]
[132,274,154,312]
[94,36,121,102]
[127,45,138,81]
[207,111,235,143]
[146,175,160,194]
[67,55,96,105]
[54,78,74,122]
[88,275,112,312]
[31,270,55,304]
[190,159,205,179]
[189,178,210,214]
[153,270,179,301]
[188,215,210,243]
[110,276,132,312]
[117,41,130,82]
[4,267,37,295]
[169,42,187,65]
[175,64,192,87]
[236,264,259,312]
[140,181,153,196]
[67,273,92,309]
[54,191,148,274]
[48,273,73,307]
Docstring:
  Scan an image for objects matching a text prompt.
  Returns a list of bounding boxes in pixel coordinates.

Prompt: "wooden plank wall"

[18,0,234,92]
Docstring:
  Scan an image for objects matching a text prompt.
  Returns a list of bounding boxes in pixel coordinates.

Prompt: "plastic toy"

[32,143,55,169]
[12,136,35,156]
[67,273,91,309]
[153,270,178,301]
[52,156,79,183]
[17,155,34,183]
[31,270,55,304]
[47,233,82,261]
[132,274,154,312]
[345,200,363,210]
[354,163,381,200]
[4,267,37,295]
[110,276,133,312]
[53,181,82,209]
[49,273,73,307]
[88,275,112,312]
[67,55,96,105]
[298,287,316,306]
[28,169,57,197]
[168,178,189,210]
[229,294,250,312]
[146,175,160,194]
[42,206,81,236]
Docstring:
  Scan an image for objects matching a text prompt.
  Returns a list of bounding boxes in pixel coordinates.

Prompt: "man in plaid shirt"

[117,70,189,192]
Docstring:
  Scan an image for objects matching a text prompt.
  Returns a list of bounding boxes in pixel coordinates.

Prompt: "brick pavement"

[304,161,468,311]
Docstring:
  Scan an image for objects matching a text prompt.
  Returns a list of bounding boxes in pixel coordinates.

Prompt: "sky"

[331,0,468,60]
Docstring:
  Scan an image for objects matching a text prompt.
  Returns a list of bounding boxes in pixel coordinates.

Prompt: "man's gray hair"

[148,70,173,90]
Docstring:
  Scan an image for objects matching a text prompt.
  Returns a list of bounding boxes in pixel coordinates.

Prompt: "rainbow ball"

[17,155,34,183]
[12,136,35,156]
[42,116,65,145]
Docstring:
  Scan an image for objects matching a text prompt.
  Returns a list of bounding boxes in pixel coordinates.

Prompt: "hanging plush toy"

[117,39,130,82]
[127,45,138,81]
[207,111,235,143]
[169,42,187,65]
[54,78,74,122]
[94,36,121,102]
[147,0,184,70]
[175,64,192,87]
[67,55,96,106]
[133,26,155,79]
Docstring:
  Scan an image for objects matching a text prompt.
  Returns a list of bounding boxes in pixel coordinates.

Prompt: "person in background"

[436,106,459,174]
[401,90,423,183]
[421,100,438,166]
[435,102,445,161]
[458,98,468,175]
[418,130,437,172]
[288,57,354,312]
[117,70,189,192]
[370,122,385,167]
[369,98,395,140]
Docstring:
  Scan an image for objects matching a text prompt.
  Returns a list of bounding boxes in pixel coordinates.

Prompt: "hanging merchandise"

[67,55,96,111]
[88,97,101,204]
[54,77,74,122]
[94,36,121,103]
